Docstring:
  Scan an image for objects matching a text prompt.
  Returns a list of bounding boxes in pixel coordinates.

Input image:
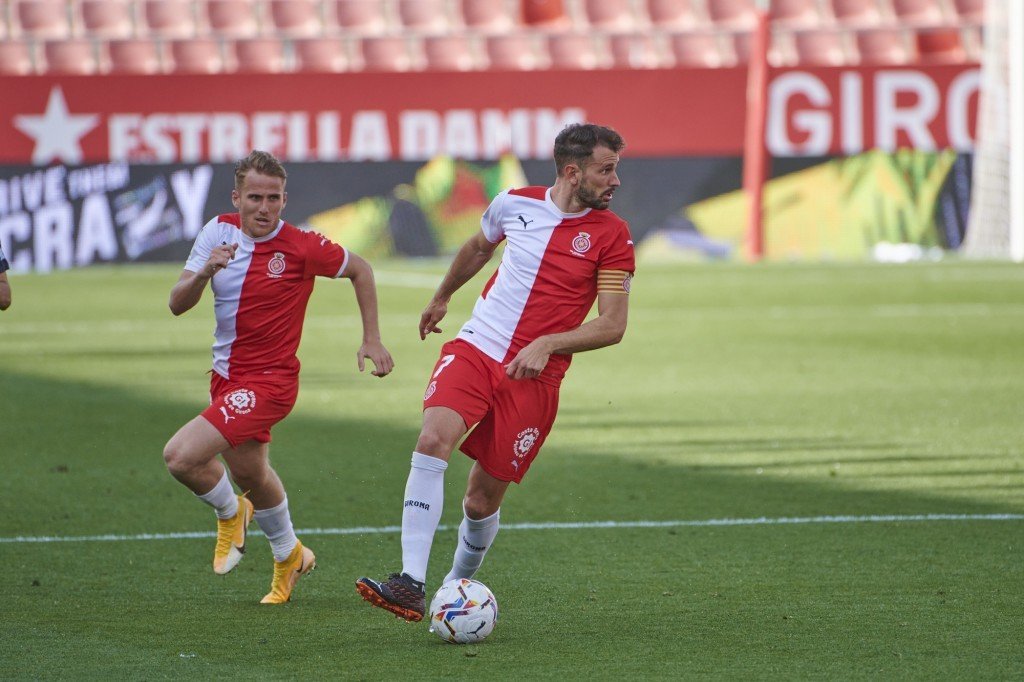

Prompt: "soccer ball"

[428,578,498,644]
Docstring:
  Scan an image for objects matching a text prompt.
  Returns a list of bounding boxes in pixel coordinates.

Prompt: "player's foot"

[213,494,254,575]
[355,572,426,622]
[260,541,316,604]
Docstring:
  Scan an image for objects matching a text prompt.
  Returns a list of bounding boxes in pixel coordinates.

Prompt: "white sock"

[443,507,500,584]
[196,470,238,520]
[254,497,298,562]
[400,451,448,584]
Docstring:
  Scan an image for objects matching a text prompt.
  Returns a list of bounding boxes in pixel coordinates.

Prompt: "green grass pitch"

[1,260,1022,679]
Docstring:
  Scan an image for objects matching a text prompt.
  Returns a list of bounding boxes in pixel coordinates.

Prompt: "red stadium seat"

[460,0,518,32]
[732,30,790,65]
[547,32,605,69]
[204,0,260,38]
[486,33,546,70]
[521,0,572,29]
[293,37,349,72]
[143,0,199,38]
[915,27,966,62]
[233,37,287,72]
[14,0,72,39]
[331,0,387,35]
[646,0,704,28]
[79,0,136,39]
[830,0,886,26]
[0,40,36,75]
[669,31,730,67]
[169,37,226,72]
[360,36,415,71]
[794,29,850,65]
[892,0,946,25]
[952,0,984,23]
[423,34,480,71]
[584,0,640,30]
[769,0,826,26]
[856,27,916,64]
[397,0,450,33]
[108,38,165,73]
[43,38,101,74]
[267,0,323,37]
[609,33,666,69]
[706,0,758,29]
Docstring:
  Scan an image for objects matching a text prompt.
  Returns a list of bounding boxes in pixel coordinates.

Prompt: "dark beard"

[574,183,609,210]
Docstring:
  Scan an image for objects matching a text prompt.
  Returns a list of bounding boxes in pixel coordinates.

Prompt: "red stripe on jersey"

[218,213,241,227]
[508,186,547,200]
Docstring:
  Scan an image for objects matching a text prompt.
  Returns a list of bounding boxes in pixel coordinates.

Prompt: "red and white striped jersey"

[184,213,348,380]
[457,186,635,385]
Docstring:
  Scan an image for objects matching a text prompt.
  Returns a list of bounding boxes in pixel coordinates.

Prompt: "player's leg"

[222,441,315,604]
[443,463,509,583]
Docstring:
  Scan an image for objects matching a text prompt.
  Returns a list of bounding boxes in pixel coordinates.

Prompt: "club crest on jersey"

[513,427,541,458]
[267,252,286,278]
[571,232,592,255]
[224,389,256,415]
[424,381,437,401]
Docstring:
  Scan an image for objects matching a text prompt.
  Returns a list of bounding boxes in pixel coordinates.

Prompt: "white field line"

[2,513,1021,544]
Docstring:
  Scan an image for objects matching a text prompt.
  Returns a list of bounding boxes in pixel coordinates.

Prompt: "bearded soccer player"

[164,150,394,604]
[356,123,634,621]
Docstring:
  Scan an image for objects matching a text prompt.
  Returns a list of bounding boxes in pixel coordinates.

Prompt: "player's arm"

[505,291,629,381]
[419,230,501,340]
[168,243,237,315]
[340,252,394,378]
[0,272,11,311]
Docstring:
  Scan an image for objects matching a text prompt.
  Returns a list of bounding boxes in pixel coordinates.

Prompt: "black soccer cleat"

[355,572,426,622]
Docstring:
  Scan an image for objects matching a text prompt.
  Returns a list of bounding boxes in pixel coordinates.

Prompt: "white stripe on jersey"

[457,188,591,364]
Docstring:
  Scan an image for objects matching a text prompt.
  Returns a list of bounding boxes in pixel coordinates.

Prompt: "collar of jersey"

[240,220,284,243]
[545,187,592,219]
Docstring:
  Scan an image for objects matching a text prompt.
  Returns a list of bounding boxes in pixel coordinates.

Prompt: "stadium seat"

[891,0,947,25]
[397,0,450,33]
[360,36,415,71]
[521,0,572,29]
[293,37,349,71]
[830,0,886,25]
[204,0,260,38]
[732,30,790,65]
[79,0,136,39]
[855,27,916,64]
[267,0,322,37]
[609,33,666,69]
[143,0,199,37]
[14,0,73,39]
[547,32,605,69]
[769,0,826,26]
[0,40,36,75]
[233,37,287,72]
[169,37,226,72]
[706,0,758,29]
[331,0,387,35]
[460,0,518,32]
[915,27,966,62]
[423,34,480,71]
[486,33,545,70]
[583,0,640,30]
[952,0,984,22]
[669,31,729,67]
[646,0,704,28]
[43,39,102,74]
[108,38,164,73]
[793,28,850,65]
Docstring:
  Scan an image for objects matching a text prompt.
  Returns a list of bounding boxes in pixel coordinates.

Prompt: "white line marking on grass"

[2,513,1021,544]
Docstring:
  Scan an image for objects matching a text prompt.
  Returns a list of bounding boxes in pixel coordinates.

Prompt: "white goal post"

[963,0,1024,261]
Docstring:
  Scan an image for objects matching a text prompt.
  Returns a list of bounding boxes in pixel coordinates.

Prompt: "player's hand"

[202,243,237,278]
[357,340,394,378]
[505,339,552,380]
[419,299,448,340]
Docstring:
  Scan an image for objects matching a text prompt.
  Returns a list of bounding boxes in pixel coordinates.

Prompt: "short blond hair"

[234,150,287,189]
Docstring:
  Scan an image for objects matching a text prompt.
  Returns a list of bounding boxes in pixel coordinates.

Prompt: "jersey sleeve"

[480,190,509,243]
[183,217,222,273]
[596,220,635,295]
[304,230,349,279]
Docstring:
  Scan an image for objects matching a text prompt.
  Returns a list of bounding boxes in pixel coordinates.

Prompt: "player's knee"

[414,429,457,459]
[162,439,190,478]
[463,493,499,521]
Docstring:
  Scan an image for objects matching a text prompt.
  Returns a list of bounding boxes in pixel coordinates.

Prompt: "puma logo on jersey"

[517,214,533,228]
[219,406,236,423]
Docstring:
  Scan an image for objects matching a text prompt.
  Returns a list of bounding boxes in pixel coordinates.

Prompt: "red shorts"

[423,339,560,483]
[200,373,298,448]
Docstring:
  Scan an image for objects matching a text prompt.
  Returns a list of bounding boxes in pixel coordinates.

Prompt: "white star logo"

[13,86,100,164]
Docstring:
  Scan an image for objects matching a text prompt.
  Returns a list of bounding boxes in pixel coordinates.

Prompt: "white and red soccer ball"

[428,578,498,644]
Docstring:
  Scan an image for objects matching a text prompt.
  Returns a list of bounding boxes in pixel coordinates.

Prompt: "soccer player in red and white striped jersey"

[163,150,393,604]
[357,124,634,621]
